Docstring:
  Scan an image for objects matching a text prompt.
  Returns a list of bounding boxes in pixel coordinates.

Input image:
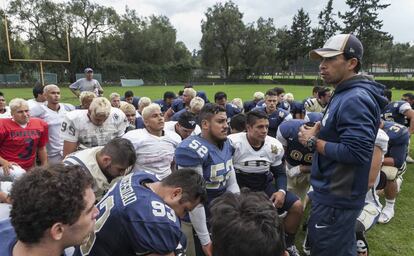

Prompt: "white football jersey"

[228,132,284,174]
[40,103,74,157]
[27,99,47,118]
[0,107,11,118]
[122,128,181,179]
[164,121,201,139]
[63,146,111,201]
[61,108,128,148]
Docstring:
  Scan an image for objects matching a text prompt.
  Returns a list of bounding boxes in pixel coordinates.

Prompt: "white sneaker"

[378,207,394,224]
[406,155,414,163]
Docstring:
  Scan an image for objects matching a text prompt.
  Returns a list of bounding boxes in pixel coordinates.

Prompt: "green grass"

[0,84,412,105]
[1,84,413,255]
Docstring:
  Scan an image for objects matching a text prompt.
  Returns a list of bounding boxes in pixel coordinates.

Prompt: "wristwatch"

[306,136,318,152]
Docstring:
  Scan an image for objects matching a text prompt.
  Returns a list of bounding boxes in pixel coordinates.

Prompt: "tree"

[240,17,278,78]
[290,8,311,76]
[339,0,392,70]
[200,1,245,79]
[311,0,340,49]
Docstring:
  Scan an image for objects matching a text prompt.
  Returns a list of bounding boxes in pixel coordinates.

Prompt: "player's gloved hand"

[298,122,321,146]
[202,242,213,256]
[270,191,286,208]
[0,160,16,176]
[287,165,301,178]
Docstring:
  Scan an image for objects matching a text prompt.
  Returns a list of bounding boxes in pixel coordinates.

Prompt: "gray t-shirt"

[69,78,102,93]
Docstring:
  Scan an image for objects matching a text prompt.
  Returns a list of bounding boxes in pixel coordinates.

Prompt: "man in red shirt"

[0,98,48,178]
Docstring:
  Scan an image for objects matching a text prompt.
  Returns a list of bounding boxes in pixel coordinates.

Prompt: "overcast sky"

[4,0,413,50]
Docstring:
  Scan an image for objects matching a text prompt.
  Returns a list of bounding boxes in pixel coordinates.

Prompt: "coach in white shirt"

[123,103,180,180]
[61,97,128,157]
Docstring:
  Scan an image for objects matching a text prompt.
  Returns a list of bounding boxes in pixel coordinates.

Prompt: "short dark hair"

[124,90,134,98]
[246,110,268,126]
[198,103,226,122]
[318,87,331,98]
[210,190,286,256]
[402,93,414,101]
[101,138,136,167]
[214,91,227,101]
[384,89,392,102]
[184,84,193,89]
[273,87,285,96]
[162,169,207,204]
[230,113,246,133]
[163,91,176,101]
[32,84,44,98]
[10,164,95,244]
[0,91,4,97]
[265,89,277,97]
[312,86,322,94]
[343,52,362,73]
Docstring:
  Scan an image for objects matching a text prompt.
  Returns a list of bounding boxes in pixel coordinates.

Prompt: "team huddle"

[0,34,411,256]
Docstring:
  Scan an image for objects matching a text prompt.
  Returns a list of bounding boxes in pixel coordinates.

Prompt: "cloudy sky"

[4,0,413,50]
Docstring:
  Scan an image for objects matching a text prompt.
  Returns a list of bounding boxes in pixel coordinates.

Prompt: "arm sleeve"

[323,96,378,165]
[95,80,103,90]
[177,163,211,246]
[189,206,211,246]
[225,169,240,193]
[69,80,80,90]
[270,164,287,191]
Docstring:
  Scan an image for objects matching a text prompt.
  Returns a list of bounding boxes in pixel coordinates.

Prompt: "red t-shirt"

[0,118,49,170]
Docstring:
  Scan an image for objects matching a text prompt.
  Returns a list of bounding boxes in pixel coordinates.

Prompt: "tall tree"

[240,17,278,78]
[311,0,340,49]
[339,0,392,69]
[200,1,245,78]
[290,8,311,76]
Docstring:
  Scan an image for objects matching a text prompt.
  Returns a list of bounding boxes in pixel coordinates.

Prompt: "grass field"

[1,84,413,255]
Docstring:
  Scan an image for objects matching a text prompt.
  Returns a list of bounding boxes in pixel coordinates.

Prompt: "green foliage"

[339,0,393,69]
[200,1,245,79]
[311,0,340,49]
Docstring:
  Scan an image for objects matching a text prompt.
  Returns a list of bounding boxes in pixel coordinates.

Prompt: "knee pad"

[381,166,398,181]
[356,204,380,232]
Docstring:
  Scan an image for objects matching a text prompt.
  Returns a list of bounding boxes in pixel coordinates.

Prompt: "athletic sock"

[385,198,395,210]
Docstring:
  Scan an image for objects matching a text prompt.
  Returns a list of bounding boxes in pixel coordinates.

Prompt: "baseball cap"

[304,112,323,123]
[309,34,363,60]
[178,111,197,129]
[84,67,94,73]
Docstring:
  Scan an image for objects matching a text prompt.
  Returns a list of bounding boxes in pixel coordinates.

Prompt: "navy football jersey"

[171,98,186,113]
[243,100,257,113]
[154,99,172,113]
[225,103,241,119]
[175,135,234,199]
[0,219,17,256]
[75,172,186,256]
[382,121,410,168]
[277,120,313,167]
[253,106,292,138]
[382,101,411,126]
